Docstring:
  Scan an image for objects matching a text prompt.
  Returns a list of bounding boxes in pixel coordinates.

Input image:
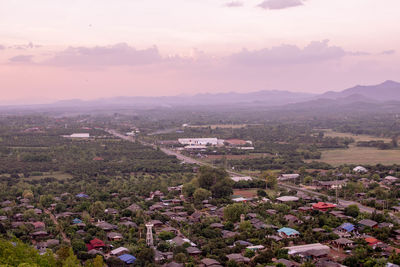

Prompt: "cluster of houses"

[2,170,400,266]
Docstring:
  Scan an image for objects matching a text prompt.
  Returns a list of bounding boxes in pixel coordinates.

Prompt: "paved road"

[108,129,400,222]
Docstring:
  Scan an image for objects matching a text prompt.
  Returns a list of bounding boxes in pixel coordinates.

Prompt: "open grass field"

[312,129,400,166]
[24,171,73,181]
[233,189,258,198]
[315,146,400,166]
[322,129,391,143]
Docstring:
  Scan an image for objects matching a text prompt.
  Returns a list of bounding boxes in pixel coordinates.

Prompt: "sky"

[0,0,400,103]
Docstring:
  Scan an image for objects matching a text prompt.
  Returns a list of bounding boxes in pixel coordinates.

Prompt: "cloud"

[258,0,304,10]
[381,50,395,55]
[0,45,5,50]
[9,55,34,63]
[46,43,162,66]
[224,1,243,7]
[9,42,41,50]
[230,40,346,65]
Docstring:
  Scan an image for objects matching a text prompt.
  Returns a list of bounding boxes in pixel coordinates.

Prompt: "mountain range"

[1,80,400,112]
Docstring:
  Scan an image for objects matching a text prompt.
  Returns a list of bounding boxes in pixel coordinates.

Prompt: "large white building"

[178,138,219,146]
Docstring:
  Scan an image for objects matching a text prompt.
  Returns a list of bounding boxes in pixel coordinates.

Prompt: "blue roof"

[340,223,355,232]
[278,227,300,236]
[72,218,82,224]
[119,254,136,264]
[76,193,89,198]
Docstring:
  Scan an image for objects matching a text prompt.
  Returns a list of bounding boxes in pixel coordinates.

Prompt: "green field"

[314,129,400,166]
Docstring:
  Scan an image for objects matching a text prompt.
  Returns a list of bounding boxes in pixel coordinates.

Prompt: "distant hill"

[50,90,316,107]
[319,80,400,102]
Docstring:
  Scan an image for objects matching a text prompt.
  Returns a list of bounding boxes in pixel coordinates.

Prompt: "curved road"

[108,129,400,222]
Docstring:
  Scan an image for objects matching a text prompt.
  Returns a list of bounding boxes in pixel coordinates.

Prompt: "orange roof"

[365,237,379,244]
[225,139,248,145]
[312,202,336,209]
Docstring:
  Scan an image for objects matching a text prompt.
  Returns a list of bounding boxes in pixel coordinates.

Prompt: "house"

[277,227,300,238]
[86,238,105,251]
[312,202,336,212]
[316,180,347,189]
[162,262,183,267]
[95,221,117,231]
[126,203,141,213]
[111,247,129,256]
[276,196,299,202]
[332,238,354,249]
[178,138,219,146]
[284,243,330,257]
[224,139,251,146]
[107,232,123,241]
[186,246,202,256]
[230,176,252,182]
[358,219,378,228]
[222,230,240,238]
[168,236,196,247]
[278,174,300,181]
[209,223,224,229]
[76,193,89,198]
[69,133,90,138]
[31,221,45,229]
[384,176,399,184]
[246,245,264,251]
[337,223,356,234]
[200,258,223,267]
[275,259,300,267]
[353,166,367,173]
[226,254,250,263]
[284,215,303,225]
[118,254,136,264]
[365,237,381,247]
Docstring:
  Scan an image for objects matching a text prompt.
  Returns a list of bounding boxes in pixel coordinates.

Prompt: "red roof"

[312,202,336,210]
[365,237,379,245]
[225,139,248,145]
[89,238,105,248]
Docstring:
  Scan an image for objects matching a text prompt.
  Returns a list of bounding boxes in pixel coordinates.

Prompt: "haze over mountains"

[1,81,400,112]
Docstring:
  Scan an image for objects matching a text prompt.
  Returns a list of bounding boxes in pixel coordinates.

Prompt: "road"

[108,129,400,222]
[44,209,70,244]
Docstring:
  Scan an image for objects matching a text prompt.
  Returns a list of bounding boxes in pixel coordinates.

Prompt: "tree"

[262,171,277,190]
[197,166,233,198]
[22,189,34,199]
[90,201,105,218]
[182,182,197,198]
[193,188,211,204]
[197,167,227,190]
[344,204,360,218]
[224,203,247,222]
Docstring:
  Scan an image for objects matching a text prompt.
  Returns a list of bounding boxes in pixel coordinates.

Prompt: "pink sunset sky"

[1,0,400,104]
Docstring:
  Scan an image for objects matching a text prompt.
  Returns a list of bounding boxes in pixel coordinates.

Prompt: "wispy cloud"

[381,50,395,55]
[258,0,304,10]
[0,45,5,50]
[224,1,243,7]
[9,55,34,63]
[46,43,162,66]
[230,40,347,65]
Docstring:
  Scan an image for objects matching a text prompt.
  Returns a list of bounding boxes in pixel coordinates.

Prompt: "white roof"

[353,166,367,172]
[69,133,90,138]
[231,176,252,182]
[110,247,129,255]
[284,243,330,255]
[276,196,299,202]
[178,138,218,145]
